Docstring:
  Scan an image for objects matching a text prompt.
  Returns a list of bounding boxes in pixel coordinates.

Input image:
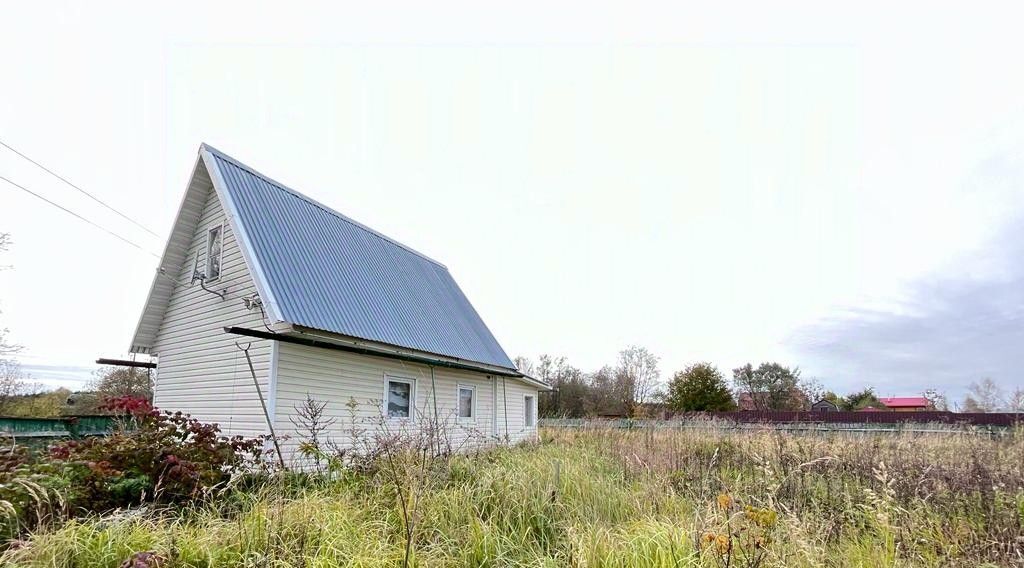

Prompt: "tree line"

[521,348,1024,418]
[516,346,661,418]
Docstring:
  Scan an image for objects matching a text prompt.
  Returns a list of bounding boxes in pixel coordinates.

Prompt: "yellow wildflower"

[716,493,733,510]
[715,533,731,554]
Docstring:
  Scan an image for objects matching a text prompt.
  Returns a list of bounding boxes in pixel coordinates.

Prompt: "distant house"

[811,399,840,412]
[129,145,549,465]
[877,397,932,412]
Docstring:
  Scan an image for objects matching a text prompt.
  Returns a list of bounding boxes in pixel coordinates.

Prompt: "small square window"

[387,378,414,419]
[206,225,223,281]
[524,395,536,427]
[458,386,475,419]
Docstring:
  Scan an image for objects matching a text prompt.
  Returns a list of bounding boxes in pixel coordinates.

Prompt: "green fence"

[0,415,117,440]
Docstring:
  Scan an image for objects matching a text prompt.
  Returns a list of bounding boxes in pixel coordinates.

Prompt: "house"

[129,144,548,465]
[810,398,840,412]
[877,397,932,412]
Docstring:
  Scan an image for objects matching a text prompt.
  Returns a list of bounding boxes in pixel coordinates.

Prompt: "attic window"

[206,225,223,281]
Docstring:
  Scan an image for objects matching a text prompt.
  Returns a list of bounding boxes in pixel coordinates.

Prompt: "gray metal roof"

[204,146,517,370]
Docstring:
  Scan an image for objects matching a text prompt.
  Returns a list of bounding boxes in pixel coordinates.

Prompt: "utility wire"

[0,174,160,259]
[0,139,160,238]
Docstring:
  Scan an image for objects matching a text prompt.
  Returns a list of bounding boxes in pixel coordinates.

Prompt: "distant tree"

[960,396,983,413]
[551,369,589,418]
[801,377,825,406]
[1007,388,1024,412]
[821,391,843,406]
[0,359,69,417]
[586,365,623,416]
[0,359,36,414]
[615,346,660,417]
[961,378,1005,413]
[534,354,564,384]
[534,354,588,418]
[732,362,805,410]
[921,388,949,411]
[2,386,70,417]
[66,366,153,414]
[514,355,535,377]
[665,363,735,412]
[89,366,153,401]
[841,387,881,411]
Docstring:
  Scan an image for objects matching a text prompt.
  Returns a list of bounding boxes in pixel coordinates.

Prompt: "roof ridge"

[199,143,448,269]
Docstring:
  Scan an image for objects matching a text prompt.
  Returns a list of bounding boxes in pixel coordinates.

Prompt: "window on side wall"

[524,394,536,427]
[386,377,415,420]
[206,225,223,281]
[458,385,475,420]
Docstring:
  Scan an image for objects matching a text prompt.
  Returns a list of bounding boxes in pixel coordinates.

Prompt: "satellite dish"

[190,255,203,285]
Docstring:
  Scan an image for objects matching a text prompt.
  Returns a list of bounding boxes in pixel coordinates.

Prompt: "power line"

[0,139,160,238]
[0,174,160,259]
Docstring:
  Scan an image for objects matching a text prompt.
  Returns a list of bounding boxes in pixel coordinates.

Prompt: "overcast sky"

[1,2,1022,402]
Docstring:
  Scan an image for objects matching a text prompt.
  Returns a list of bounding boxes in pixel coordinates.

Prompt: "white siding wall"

[151,179,273,437]
[494,376,539,441]
[273,342,538,468]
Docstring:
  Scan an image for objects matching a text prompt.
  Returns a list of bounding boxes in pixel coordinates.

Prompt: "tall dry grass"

[1,424,1021,567]
[549,423,1024,566]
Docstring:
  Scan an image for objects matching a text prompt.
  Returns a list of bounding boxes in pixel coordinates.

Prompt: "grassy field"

[2,425,1022,567]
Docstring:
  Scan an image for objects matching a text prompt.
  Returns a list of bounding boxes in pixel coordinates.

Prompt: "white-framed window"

[457,384,476,420]
[384,375,416,420]
[524,394,536,427]
[206,224,223,281]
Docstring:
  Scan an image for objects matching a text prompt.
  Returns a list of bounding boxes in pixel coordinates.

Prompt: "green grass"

[3,426,1022,567]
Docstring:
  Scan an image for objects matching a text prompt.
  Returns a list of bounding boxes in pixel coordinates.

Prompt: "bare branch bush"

[289,394,337,475]
[0,361,45,416]
[284,393,492,567]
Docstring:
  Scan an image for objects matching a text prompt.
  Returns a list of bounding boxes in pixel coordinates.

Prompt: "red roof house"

[877,397,932,412]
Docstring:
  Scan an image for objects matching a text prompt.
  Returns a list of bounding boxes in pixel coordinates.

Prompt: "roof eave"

[129,152,209,353]
[200,146,284,324]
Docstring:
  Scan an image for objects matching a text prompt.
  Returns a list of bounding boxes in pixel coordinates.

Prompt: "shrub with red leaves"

[43,404,269,510]
[100,395,156,417]
[1,403,270,539]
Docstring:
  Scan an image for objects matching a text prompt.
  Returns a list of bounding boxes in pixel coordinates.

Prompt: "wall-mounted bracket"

[189,256,226,300]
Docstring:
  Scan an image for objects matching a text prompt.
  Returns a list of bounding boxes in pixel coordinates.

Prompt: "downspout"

[429,365,440,454]
[430,366,439,422]
[501,376,509,442]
